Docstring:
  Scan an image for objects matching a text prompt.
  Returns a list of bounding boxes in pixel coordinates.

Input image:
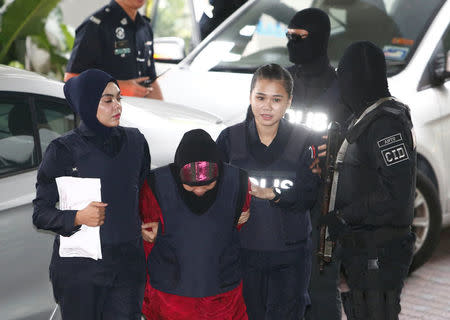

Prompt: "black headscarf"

[173,129,222,215]
[64,69,118,137]
[287,8,330,65]
[337,41,390,116]
[174,129,222,170]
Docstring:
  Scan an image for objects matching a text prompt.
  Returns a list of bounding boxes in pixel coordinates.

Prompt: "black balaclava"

[337,41,390,117]
[64,69,118,137]
[287,8,330,65]
[173,129,222,215]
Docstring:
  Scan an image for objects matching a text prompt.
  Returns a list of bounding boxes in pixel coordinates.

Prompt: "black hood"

[337,41,390,116]
[287,8,330,65]
[174,129,222,169]
[64,69,118,137]
[173,129,222,215]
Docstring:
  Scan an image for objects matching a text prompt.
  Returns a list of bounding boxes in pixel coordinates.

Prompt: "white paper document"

[56,176,103,260]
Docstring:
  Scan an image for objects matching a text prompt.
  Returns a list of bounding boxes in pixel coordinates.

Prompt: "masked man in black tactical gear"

[319,41,417,320]
[286,8,351,127]
[286,8,351,320]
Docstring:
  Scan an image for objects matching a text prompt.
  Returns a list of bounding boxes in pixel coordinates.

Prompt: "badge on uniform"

[114,39,131,56]
[115,27,125,40]
[378,133,409,166]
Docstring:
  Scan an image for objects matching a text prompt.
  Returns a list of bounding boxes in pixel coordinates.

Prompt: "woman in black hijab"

[33,69,150,320]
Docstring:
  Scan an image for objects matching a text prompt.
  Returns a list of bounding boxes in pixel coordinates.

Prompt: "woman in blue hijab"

[33,69,150,320]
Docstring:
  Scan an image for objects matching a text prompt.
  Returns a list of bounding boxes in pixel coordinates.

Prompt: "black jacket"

[335,99,416,228]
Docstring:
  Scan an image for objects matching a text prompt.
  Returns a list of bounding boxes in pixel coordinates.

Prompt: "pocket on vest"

[280,210,310,245]
[148,238,180,290]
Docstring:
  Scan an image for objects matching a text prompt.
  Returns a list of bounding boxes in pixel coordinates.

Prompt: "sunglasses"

[286,31,308,41]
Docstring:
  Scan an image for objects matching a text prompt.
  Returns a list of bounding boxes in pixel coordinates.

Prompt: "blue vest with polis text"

[229,121,312,251]
[148,164,242,297]
[58,127,144,245]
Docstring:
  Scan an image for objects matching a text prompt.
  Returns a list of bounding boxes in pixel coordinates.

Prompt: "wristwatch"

[271,186,282,202]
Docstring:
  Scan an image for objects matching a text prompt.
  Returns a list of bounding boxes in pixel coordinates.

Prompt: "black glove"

[319,211,348,241]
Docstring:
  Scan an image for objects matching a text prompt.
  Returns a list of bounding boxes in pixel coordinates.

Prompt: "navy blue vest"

[148,164,242,297]
[58,127,144,245]
[229,122,312,251]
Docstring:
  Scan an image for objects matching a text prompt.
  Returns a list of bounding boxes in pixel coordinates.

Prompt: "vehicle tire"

[409,171,442,273]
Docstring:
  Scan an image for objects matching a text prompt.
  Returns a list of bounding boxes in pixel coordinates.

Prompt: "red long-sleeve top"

[139,179,251,320]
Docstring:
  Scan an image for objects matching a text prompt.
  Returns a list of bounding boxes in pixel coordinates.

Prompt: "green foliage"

[61,24,74,51]
[153,0,193,52]
[8,60,24,69]
[0,0,60,63]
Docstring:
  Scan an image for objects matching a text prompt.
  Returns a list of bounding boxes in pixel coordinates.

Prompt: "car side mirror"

[153,37,186,64]
[445,49,450,75]
[430,46,450,85]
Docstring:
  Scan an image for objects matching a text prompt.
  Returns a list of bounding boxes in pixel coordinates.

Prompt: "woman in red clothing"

[140,129,251,320]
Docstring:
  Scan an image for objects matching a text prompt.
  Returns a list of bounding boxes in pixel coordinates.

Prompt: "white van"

[154,0,450,271]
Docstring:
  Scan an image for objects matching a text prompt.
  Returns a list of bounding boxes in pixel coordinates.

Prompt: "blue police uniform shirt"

[66,0,157,81]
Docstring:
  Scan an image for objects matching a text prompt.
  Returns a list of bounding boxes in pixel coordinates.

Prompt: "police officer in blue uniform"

[65,0,162,100]
[320,41,416,320]
[286,9,351,320]
[33,69,150,319]
[217,64,320,320]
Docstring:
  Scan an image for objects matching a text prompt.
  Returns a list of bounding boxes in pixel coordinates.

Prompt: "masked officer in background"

[320,41,416,320]
[65,0,163,100]
[286,8,351,320]
[286,8,351,126]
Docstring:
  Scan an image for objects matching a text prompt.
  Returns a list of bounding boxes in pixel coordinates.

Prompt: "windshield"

[186,0,445,75]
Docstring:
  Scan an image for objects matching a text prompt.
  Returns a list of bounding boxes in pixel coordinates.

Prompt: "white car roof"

[0,65,65,99]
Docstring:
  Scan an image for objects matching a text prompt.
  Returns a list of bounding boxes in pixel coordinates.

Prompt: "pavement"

[342,228,450,319]
[400,228,450,319]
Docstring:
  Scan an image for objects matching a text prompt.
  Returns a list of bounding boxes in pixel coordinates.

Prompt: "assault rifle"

[318,122,341,272]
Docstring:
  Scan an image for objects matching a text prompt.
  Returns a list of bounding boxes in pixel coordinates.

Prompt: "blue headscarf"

[64,69,118,137]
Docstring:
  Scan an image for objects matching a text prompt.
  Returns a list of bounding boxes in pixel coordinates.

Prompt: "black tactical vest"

[229,121,312,251]
[58,127,144,245]
[148,164,242,297]
[335,100,416,227]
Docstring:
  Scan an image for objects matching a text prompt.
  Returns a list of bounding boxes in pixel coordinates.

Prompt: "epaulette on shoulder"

[142,15,151,23]
[88,4,113,25]
[89,15,102,25]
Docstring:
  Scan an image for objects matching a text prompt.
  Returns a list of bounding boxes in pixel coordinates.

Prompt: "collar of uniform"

[109,0,146,26]
[247,118,290,149]
[78,122,121,137]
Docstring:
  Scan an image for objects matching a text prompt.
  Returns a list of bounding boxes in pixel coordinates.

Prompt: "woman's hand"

[249,183,276,200]
[238,210,250,225]
[75,201,107,227]
[310,139,327,176]
[142,222,159,243]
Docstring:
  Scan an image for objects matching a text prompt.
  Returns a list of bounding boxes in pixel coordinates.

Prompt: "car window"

[418,22,450,90]
[443,24,450,78]
[187,0,445,74]
[34,98,76,155]
[152,0,196,53]
[0,95,37,176]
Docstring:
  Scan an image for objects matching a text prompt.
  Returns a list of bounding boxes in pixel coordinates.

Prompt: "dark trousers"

[305,205,342,320]
[241,243,311,320]
[49,238,146,320]
[340,232,414,320]
[342,289,401,320]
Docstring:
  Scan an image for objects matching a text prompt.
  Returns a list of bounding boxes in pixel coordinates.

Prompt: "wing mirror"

[153,37,186,64]
[446,49,450,74]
